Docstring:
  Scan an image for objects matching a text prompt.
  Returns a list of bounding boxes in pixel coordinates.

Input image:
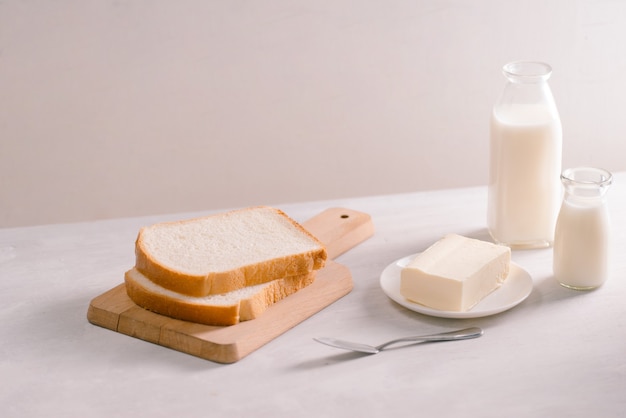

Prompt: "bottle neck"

[495,61,558,117]
[561,167,612,202]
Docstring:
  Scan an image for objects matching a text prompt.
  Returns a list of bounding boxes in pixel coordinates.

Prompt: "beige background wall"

[2,0,625,227]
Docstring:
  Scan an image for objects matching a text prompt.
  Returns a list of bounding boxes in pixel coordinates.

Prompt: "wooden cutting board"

[87,207,374,363]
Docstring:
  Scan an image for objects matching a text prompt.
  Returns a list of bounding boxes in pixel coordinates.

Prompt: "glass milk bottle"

[553,167,613,290]
[487,61,562,249]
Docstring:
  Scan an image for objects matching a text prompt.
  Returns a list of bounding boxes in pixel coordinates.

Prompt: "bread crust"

[124,268,316,326]
[134,206,327,297]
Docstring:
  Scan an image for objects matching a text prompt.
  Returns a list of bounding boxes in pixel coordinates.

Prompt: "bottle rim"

[561,167,613,189]
[503,61,552,83]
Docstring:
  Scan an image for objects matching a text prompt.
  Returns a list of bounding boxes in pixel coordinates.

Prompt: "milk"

[553,199,610,289]
[488,104,562,248]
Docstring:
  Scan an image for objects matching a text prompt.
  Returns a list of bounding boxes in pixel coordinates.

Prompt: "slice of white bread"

[134,206,327,297]
[124,267,316,326]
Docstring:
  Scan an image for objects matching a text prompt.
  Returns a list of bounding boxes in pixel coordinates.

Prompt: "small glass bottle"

[553,167,613,290]
[487,61,563,249]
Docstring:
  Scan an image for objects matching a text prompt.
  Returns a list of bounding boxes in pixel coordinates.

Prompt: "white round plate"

[380,254,533,319]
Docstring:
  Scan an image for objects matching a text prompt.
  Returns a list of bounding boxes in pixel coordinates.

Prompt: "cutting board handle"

[301,208,374,260]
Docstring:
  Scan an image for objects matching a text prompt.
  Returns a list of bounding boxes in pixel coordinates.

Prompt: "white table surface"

[2,173,625,417]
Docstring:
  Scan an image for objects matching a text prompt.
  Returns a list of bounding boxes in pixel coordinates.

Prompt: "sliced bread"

[124,267,316,326]
[134,206,327,297]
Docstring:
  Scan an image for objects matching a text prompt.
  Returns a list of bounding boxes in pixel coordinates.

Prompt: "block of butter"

[400,234,511,312]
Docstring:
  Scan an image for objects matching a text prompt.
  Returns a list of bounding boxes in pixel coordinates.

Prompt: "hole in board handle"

[340,214,349,219]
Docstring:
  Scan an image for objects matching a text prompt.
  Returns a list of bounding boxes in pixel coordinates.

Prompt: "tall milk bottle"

[487,62,562,249]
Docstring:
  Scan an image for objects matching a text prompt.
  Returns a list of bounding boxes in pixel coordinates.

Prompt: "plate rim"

[380,253,533,319]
